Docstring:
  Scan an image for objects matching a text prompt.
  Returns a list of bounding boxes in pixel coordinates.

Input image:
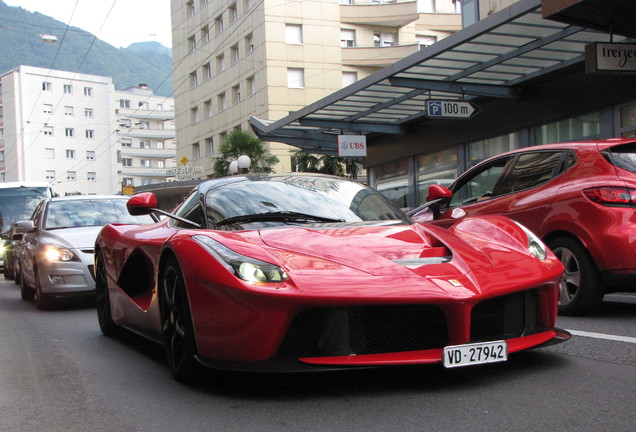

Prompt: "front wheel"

[548,236,605,316]
[34,266,53,310]
[95,251,119,335]
[160,257,200,382]
[19,262,34,301]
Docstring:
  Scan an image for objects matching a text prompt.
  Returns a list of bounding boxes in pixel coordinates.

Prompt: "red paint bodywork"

[97,203,566,370]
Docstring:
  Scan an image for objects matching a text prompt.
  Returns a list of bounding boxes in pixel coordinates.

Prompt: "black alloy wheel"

[548,236,605,316]
[160,257,200,382]
[95,251,118,335]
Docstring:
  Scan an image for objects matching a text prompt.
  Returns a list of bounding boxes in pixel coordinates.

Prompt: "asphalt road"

[0,277,634,432]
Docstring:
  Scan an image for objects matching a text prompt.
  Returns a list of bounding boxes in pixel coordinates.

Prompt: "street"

[1,276,634,432]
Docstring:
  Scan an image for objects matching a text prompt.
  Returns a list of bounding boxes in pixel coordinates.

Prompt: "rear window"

[607,143,636,174]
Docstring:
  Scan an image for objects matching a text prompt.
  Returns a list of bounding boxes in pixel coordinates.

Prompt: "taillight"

[583,187,636,207]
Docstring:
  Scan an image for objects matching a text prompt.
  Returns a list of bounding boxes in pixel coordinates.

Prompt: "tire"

[95,251,119,336]
[34,266,53,310]
[14,259,22,286]
[19,263,35,301]
[548,236,605,316]
[160,257,200,382]
[4,253,15,280]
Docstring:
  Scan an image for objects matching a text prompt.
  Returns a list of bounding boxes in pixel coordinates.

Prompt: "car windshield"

[205,176,410,229]
[0,186,49,233]
[45,198,154,229]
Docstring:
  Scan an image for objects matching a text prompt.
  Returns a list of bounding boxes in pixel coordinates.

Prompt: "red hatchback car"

[411,138,636,315]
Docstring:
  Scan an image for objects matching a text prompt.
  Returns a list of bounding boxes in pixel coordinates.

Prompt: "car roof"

[47,194,127,203]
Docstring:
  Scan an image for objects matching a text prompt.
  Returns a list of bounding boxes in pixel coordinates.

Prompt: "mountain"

[0,1,173,96]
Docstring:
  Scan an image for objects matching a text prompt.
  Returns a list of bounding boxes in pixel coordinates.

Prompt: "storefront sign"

[337,135,367,157]
[166,165,204,180]
[586,43,636,74]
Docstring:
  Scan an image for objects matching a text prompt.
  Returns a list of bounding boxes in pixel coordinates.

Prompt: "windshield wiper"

[216,211,344,226]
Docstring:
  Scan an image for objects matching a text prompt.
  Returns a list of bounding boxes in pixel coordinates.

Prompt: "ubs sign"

[586,43,636,74]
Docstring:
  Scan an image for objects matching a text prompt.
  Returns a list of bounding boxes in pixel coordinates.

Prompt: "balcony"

[120,166,172,178]
[117,108,175,121]
[120,149,176,159]
[342,43,420,67]
[415,12,462,32]
[340,1,419,27]
[118,128,175,140]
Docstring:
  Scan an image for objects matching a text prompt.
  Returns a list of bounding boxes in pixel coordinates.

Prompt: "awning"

[250,0,632,155]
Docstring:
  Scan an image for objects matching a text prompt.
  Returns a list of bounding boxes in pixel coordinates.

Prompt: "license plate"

[443,340,508,368]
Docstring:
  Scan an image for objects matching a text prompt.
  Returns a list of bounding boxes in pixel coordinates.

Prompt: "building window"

[192,142,200,159]
[190,71,198,88]
[64,84,73,94]
[216,54,225,73]
[374,32,397,46]
[42,82,52,92]
[65,128,74,137]
[217,92,226,111]
[46,170,55,181]
[123,178,134,186]
[340,29,355,47]
[229,3,237,23]
[139,101,149,109]
[230,44,239,64]
[287,68,305,88]
[139,140,150,149]
[66,149,75,159]
[140,159,151,168]
[203,62,212,80]
[44,126,54,136]
[122,158,133,167]
[141,178,152,186]
[87,172,96,182]
[45,148,55,158]
[157,141,165,150]
[120,99,131,108]
[416,35,437,47]
[86,150,95,160]
[187,0,195,16]
[246,75,255,96]
[86,129,95,139]
[533,112,600,145]
[286,24,303,44]
[214,15,223,35]
[232,85,241,104]
[85,108,94,118]
[342,71,357,87]
[43,104,53,114]
[121,138,132,148]
[191,107,199,124]
[245,33,254,53]
[63,106,73,116]
[204,99,212,118]
[157,160,165,169]
[120,119,132,128]
[189,35,197,52]
[84,87,93,96]
[201,26,210,44]
[205,137,214,155]
[0,151,3,162]
[139,121,149,129]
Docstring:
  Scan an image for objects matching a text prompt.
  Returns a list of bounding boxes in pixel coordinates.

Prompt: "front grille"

[470,290,539,342]
[280,305,448,357]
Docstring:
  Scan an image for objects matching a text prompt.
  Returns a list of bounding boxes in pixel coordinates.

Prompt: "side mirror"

[14,220,36,233]
[407,184,453,220]
[427,184,452,201]
[127,192,158,216]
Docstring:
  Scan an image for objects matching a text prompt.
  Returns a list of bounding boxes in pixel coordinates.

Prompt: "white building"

[0,66,177,195]
[114,85,177,191]
[0,65,117,195]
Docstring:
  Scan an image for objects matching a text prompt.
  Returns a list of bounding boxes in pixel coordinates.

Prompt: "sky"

[4,0,173,48]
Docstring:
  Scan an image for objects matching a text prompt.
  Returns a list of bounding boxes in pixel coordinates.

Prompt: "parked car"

[1,222,24,280]
[410,138,636,316]
[95,173,568,382]
[15,195,154,309]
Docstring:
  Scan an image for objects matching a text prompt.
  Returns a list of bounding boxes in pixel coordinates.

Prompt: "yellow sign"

[180,156,189,165]
[122,185,135,195]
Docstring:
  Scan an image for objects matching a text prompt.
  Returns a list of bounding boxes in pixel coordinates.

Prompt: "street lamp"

[237,155,251,174]
[229,161,239,174]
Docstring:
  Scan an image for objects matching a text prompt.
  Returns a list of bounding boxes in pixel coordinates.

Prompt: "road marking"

[568,329,636,344]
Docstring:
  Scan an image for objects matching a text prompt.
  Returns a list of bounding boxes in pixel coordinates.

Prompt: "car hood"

[42,226,103,250]
[257,223,496,278]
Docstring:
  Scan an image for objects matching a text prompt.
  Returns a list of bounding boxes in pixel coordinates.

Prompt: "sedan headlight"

[514,222,547,261]
[44,244,77,262]
[193,235,287,283]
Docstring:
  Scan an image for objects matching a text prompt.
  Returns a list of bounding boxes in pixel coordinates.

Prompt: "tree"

[212,130,279,177]
[291,149,361,179]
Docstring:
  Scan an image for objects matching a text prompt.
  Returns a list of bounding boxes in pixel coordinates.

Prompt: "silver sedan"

[15,195,154,309]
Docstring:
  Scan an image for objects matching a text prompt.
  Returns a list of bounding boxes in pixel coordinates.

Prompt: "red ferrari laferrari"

[95,173,569,381]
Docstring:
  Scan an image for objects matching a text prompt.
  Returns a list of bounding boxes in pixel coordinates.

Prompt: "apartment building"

[171,0,461,177]
[115,85,177,190]
[0,66,177,195]
[0,65,117,196]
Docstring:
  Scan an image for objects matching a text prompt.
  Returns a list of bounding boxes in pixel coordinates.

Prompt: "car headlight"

[44,244,77,262]
[193,235,287,283]
[513,222,547,261]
